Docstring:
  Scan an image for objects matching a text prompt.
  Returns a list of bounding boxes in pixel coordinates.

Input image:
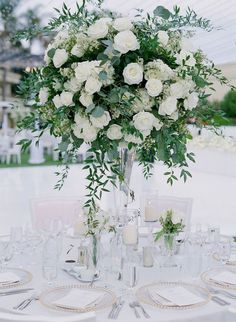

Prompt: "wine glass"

[217,240,231,265]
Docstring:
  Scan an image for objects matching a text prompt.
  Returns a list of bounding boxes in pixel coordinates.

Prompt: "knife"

[0,288,34,296]
[113,300,125,319]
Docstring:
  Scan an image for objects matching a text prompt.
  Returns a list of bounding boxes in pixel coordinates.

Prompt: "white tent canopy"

[16,0,236,64]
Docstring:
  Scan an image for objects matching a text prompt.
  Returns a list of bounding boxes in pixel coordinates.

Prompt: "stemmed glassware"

[217,239,231,265]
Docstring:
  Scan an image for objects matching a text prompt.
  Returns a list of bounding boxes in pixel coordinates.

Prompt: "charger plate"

[201,267,236,290]
[136,281,211,310]
[213,252,236,266]
[39,284,117,313]
[0,267,32,289]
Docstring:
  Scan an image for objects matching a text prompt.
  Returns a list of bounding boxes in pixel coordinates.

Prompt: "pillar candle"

[143,246,154,267]
[145,205,158,222]
[74,218,87,236]
[122,224,138,245]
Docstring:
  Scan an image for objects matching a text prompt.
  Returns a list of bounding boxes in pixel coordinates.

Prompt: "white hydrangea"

[184,92,199,110]
[79,92,93,107]
[74,113,89,129]
[157,30,169,47]
[133,111,155,132]
[38,87,49,105]
[87,21,109,39]
[54,29,70,46]
[90,111,111,129]
[132,89,155,113]
[123,63,143,85]
[60,91,74,106]
[113,30,140,54]
[145,60,174,81]
[107,124,123,140]
[53,49,68,68]
[64,77,82,93]
[71,33,90,58]
[176,50,196,67]
[170,111,179,121]
[82,124,98,142]
[158,97,178,116]
[145,79,163,97]
[75,61,100,82]
[113,17,133,31]
[85,77,102,94]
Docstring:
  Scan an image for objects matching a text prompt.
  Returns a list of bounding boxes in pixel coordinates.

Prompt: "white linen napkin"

[151,286,203,306]
[212,271,236,285]
[53,289,104,308]
[0,272,19,284]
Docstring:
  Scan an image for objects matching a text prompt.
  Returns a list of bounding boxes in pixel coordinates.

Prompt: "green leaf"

[91,105,105,118]
[194,75,208,88]
[99,71,107,81]
[111,56,120,66]
[153,6,171,19]
[97,53,108,61]
[86,104,96,114]
[47,48,56,58]
[58,141,69,152]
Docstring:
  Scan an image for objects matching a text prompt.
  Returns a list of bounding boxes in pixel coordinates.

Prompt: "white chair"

[6,142,21,164]
[0,135,10,163]
[156,195,193,231]
[30,198,84,232]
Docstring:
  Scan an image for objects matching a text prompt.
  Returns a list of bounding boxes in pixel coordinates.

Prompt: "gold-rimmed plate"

[213,252,236,266]
[201,267,236,290]
[39,284,117,313]
[0,267,32,289]
[136,282,211,310]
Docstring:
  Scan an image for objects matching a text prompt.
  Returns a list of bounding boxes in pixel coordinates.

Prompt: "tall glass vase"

[115,148,135,214]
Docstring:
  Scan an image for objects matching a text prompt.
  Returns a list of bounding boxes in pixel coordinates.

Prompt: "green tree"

[221,90,236,118]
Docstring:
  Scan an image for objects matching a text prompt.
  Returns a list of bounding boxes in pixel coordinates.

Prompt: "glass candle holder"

[140,192,159,224]
[122,209,139,246]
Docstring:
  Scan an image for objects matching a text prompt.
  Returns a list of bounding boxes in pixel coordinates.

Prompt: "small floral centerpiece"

[16,1,231,229]
[154,209,185,251]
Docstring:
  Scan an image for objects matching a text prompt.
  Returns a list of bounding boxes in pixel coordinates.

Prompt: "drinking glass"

[217,240,231,265]
[122,209,139,247]
[42,236,59,285]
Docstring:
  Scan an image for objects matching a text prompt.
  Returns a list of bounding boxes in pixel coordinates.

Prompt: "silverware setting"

[0,288,34,296]
[207,286,236,299]
[13,293,39,311]
[108,297,125,319]
[132,301,150,319]
[211,296,230,306]
[129,302,141,318]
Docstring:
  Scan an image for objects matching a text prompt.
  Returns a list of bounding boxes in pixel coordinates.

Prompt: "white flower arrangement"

[17,2,232,217]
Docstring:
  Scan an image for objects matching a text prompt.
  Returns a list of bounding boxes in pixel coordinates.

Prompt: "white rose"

[53,48,68,68]
[82,124,97,142]
[87,21,108,39]
[60,91,74,106]
[113,17,132,31]
[98,17,113,26]
[170,111,179,121]
[124,133,142,144]
[64,77,82,93]
[90,111,111,129]
[73,125,84,139]
[184,92,199,110]
[74,113,89,129]
[71,44,85,58]
[169,82,186,99]
[39,87,49,105]
[133,111,155,132]
[85,77,102,94]
[157,30,169,47]
[79,92,93,107]
[52,94,62,108]
[176,50,196,67]
[113,30,140,54]
[107,124,123,140]
[145,79,163,97]
[123,63,143,85]
[153,118,163,130]
[158,97,177,116]
[75,62,92,82]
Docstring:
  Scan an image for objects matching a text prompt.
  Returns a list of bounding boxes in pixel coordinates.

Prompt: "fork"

[133,301,150,319]
[14,293,39,311]
[129,302,141,318]
[207,286,236,299]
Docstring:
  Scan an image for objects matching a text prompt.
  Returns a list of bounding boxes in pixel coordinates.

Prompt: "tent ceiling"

[16,0,236,65]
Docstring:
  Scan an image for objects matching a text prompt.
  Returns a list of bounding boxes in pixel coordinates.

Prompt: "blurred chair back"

[31,198,84,232]
[157,196,193,231]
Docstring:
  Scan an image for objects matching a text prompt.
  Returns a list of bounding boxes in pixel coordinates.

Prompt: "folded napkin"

[53,289,104,308]
[0,272,19,284]
[150,286,203,306]
[212,271,236,285]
